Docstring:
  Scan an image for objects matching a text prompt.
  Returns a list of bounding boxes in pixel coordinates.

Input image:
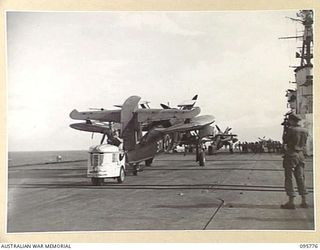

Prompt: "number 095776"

[300,244,318,249]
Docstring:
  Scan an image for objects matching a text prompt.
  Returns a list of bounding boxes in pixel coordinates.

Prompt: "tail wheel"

[117,167,125,183]
[145,158,153,166]
[199,151,205,166]
[132,164,138,176]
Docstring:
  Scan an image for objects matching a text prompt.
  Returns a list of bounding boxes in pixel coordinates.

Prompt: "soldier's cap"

[288,113,302,121]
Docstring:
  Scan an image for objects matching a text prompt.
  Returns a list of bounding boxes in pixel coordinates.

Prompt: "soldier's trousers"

[283,152,308,197]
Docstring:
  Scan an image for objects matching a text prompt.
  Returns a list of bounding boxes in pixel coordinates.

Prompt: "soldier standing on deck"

[281,113,309,209]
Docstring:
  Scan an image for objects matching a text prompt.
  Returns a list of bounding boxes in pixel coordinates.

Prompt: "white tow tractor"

[88,144,126,185]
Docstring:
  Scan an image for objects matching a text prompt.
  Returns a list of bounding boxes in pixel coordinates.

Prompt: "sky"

[7,11,302,151]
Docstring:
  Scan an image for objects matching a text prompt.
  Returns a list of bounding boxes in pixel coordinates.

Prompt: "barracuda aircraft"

[69,95,215,170]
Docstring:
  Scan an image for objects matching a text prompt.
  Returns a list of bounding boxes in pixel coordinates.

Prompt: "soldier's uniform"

[281,113,308,209]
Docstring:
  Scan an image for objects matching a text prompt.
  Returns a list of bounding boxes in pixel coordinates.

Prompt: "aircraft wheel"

[117,167,125,183]
[133,165,138,176]
[128,163,138,176]
[145,158,153,166]
[199,151,205,167]
[208,146,213,155]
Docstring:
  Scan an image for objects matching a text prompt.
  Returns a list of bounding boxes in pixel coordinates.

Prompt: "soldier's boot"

[300,195,308,208]
[281,197,295,209]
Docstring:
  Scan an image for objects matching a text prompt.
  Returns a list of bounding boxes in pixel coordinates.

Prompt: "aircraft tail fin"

[121,96,141,151]
[177,94,198,110]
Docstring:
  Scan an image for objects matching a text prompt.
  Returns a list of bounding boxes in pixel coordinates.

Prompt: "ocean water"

[8,150,88,167]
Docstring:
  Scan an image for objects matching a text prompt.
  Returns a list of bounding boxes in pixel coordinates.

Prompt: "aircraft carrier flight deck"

[7,151,314,233]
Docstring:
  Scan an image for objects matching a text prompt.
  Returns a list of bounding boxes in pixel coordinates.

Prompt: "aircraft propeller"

[160,95,198,110]
[216,125,233,134]
[215,125,222,133]
[160,103,171,109]
[140,101,151,109]
[224,127,232,134]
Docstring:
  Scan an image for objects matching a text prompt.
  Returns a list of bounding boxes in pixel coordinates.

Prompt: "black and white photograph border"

[1,0,319,244]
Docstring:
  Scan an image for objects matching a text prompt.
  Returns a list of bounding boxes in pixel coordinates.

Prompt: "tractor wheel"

[117,167,125,183]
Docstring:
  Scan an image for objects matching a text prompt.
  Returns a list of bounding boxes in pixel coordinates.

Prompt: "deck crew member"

[281,113,308,209]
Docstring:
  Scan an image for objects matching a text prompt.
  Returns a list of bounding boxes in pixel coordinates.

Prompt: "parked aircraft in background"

[69,95,215,171]
[160,95,198,110]
[207,125,238,154]
[258,136,274,143]
[258,136,275,152]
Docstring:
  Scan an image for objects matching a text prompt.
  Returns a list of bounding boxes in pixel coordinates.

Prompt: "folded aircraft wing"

[69,109,121,122]
[69,122,113,135]
[215,133,238,138]
[158,115,215,133]
[136,107,201,123]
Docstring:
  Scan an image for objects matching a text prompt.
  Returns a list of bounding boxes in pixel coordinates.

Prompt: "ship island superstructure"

[283,10,313,155]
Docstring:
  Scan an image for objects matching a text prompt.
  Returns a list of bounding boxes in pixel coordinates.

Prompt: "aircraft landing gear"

[198,150,205,166]
[229,143,234,154]
[133,168,138,175]
[196,144,199,162]
[195,142,206,166]
[130,164,140,175]
[145,158,153,166]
